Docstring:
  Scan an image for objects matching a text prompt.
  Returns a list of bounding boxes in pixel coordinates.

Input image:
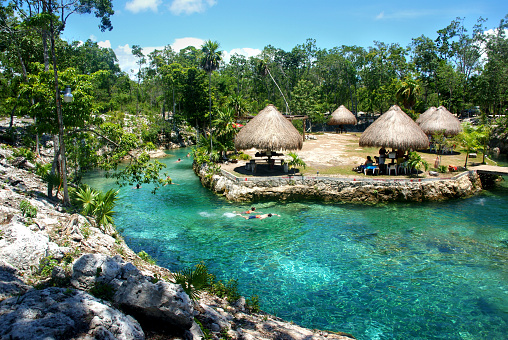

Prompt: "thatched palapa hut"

[418,106,462,137]
[234,104,303,152]
[327,105,357,132]
[416,106,437,125]
[359,105,429,151]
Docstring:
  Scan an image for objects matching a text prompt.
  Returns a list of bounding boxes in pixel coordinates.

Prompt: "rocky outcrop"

[198,166,483,203]
[490,126,508,154]
[71,253,194,331]
[0,287,145,340]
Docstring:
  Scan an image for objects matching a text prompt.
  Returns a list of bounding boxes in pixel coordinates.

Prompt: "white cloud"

[222,48,261,64]
[375,9,437,21]
[114,44,138,76]
[98,40,112,49]
[113,38,261,79]
[126,0,162,13]
[113,38,204,78]
[169,0,217,15]
[172,37,205,50]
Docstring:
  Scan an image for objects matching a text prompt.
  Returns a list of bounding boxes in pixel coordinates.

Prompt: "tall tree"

[200,40,222,151]
[131,44,145,114]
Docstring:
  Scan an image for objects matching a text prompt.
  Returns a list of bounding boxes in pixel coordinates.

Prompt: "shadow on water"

[84,147,508,340]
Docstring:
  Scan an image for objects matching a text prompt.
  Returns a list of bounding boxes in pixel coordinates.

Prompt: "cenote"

[84,147,508,340]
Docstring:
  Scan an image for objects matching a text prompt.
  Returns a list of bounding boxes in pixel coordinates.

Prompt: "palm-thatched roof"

[327,105,357,125]
[418,106,462,136]
[359,105,429,151]
[234,104,303,151]
[416,106,437,125]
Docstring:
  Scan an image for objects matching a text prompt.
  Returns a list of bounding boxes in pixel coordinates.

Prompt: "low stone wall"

[197,166,483,203]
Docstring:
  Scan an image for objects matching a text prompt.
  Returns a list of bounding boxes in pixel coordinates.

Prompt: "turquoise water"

[84,148,508,340]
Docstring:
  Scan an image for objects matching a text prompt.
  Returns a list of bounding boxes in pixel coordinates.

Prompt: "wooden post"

[302,118,306,141]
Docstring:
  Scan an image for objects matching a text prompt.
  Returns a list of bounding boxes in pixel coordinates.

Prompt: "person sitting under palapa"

[354,156,374,172]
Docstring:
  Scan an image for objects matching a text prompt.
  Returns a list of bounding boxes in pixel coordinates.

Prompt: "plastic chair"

[388,163,397,175]
[398,162,409,174]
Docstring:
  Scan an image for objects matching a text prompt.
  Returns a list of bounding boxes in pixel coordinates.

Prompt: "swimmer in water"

[236,213,279,220]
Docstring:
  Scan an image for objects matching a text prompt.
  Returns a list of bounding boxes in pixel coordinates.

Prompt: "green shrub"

[138,250,156,265]
[246,295,260,313]
[438,165,448,173]
[39,256,58,277]
[13,147,35,162]
[209,278,241,303]
[20,199,37,218]
[89,281,115,301]
[35,162,52,178]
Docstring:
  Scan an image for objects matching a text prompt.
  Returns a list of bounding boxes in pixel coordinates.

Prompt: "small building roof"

[234,104,303,151]
[359,105,429,151]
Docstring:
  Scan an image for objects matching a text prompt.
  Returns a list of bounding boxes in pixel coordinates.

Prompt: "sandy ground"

[234,133,363,167]
[222,132,467,178]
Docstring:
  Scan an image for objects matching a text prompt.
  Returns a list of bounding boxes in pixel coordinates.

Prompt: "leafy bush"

[38,256,58,277]
[13,147,35,162]
[20,199,37,218]
[209,277,241,303]
[35,162,52,178]
[138,250,156,265]
[246,295,260,313]
[89,281,115,301]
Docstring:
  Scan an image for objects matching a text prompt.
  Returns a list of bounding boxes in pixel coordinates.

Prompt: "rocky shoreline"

[0,144,355,340]
[196,166,484,203]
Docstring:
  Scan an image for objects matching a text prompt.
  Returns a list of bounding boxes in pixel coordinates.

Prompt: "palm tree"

[396,76,422,111]
[200,40,222,153]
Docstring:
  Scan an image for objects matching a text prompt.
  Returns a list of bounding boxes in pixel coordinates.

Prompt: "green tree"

[455,123,483,168]
[200,40,222,151]
[291,79,323,130]
[396,75,422,111]
[131,44,145,114]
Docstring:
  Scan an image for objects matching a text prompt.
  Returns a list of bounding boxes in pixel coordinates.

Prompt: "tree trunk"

[49,4,70,205]
[208,72,213,152]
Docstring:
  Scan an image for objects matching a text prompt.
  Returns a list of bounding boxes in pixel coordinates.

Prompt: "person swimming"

[243,207,257,214]
[236,213,280,220]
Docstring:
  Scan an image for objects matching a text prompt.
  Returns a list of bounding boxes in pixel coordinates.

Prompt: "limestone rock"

[0,215,70,273]
[0,260,30,300]
[71,254,194,331]
[0,287,145,340]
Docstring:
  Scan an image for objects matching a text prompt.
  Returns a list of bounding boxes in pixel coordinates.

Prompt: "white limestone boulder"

[0,287,144,340]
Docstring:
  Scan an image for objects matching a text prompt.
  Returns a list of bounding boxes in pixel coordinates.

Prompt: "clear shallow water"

[84,148,508,340]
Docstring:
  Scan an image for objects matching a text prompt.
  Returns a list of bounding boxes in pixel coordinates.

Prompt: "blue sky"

[61,0,507,76]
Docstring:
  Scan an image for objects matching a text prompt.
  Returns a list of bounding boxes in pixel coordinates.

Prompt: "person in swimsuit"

[236,213,280,220]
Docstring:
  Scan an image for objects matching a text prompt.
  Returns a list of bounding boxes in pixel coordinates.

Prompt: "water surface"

[84,148,508,340]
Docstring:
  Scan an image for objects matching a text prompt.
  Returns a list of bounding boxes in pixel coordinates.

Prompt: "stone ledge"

[196,165,483,203]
